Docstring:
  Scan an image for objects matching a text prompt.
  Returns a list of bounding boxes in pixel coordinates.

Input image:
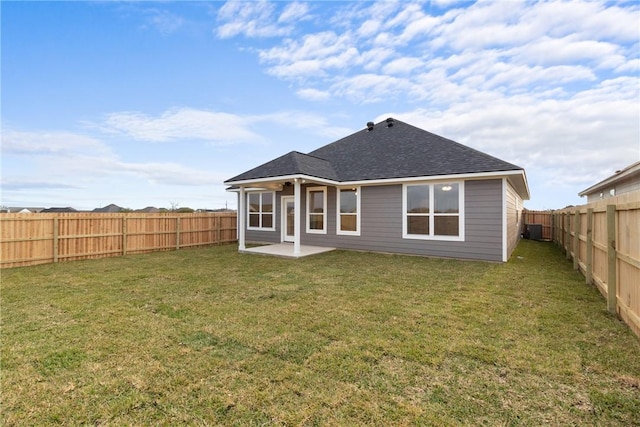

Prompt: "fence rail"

[526,192,640,337]
[0,212,237,268]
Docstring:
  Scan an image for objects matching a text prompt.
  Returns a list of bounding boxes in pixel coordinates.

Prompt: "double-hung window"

[306,187,326,234]
[337,187,360,235]
[403,182,464,241]
[247,191,274,230]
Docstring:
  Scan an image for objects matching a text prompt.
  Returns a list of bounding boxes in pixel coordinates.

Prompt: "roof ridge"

[291,150,329,162]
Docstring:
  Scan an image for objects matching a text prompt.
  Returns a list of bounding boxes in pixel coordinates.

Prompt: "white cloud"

[331,74,412,103]
[296,88,331,101]
[357,19,381,38]
[3,128,227,190]
[141,8,185,34]
[2,130,111,155]
[382,57,424,75]
[386,76,639,191]
[508,36,622,68]
[216,0,297,38]
[278,2,310,24]
[249,111,352,139]
[100,108,262,143]
[114,160,226,186]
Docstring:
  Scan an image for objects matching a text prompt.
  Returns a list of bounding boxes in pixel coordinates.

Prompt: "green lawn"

[2,240,639,426]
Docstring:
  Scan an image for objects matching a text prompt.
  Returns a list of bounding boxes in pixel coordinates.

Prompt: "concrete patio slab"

[240,243,335,258]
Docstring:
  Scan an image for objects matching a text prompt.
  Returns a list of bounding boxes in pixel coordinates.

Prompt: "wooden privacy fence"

[548,192,640,337]
[0,212,237,269]
[521,209,554,240]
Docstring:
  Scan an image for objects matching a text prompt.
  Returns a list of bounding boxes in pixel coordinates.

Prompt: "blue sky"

[2,0,639,211]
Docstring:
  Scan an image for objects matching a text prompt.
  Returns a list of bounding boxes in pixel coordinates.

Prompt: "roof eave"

[224,174,338,188]
[225,169,530,199]
[578,162,640,196]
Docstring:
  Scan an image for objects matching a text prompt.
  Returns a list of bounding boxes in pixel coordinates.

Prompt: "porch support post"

[238,186,246,251]
[294,178,301,256]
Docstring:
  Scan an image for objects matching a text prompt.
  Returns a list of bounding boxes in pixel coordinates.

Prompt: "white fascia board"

[342,170,526,187]
[224,174,338,187]
[505,170,530,201]
[225,169,530,198]
[226,187,274,193]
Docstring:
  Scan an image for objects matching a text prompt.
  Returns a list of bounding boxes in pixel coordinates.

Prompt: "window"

[403,182,464,241]
[306,187,326,234]
[247,191,274,230]
[337,187,360,235]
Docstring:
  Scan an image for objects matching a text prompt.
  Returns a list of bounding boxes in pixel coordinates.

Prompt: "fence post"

[53,217,59,263]
[559,213,564,250]
[176,217,181,250]
[573,210,580,270]
[565,213,571,260]
[585,208,593,285]
[122,217,128,256]
[606,204,617,315]
[217,216,221,245]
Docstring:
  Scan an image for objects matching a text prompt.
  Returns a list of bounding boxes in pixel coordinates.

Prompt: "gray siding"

[586,175,640,203]
[245,186,293,244]
[243,179,505,261]
[505,180,523,260]
[301,179,504,261]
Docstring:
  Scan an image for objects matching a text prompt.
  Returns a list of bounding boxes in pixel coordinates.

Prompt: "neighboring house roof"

[93,203,123,213]
[41,207,78,213]
[3,207,45,213]
[136,206,160,213]
[225,118,529,199]
[578,160,640,197]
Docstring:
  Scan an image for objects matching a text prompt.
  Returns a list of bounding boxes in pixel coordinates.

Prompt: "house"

[578,161,640,203]
[41,207,78,213]
[1,207,45,213]
[224,118,530,262]
[93,203,124,213]
[136,206,160,213]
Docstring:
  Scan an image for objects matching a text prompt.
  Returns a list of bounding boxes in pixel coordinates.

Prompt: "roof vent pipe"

[386,117,394,127]
[366,121,374,131]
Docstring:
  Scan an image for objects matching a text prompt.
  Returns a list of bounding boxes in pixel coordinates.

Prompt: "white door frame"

[281,196,295,243]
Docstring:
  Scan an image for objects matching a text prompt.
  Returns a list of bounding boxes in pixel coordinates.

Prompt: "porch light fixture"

[441,184,452,191]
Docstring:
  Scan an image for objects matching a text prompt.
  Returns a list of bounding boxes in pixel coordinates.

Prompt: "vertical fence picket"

[573,210,580,270]
[606,204,617,315]
[524,196,639,337]
[53,217,59,263]
[586,208,593,285]
[1,212,237,268]
[123,217,128,256]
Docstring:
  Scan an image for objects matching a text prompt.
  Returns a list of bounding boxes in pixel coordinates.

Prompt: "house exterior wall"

[244,186,293,244]
[585,175,640,203]
[505,179,523,260]
[242,179,505,261]
[300,179,504,262]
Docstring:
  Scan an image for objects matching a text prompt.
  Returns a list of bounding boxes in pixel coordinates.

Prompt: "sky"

[1,0,639,211]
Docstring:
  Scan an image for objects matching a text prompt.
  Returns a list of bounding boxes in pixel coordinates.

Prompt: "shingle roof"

[225,118,522,184]
[93,203,123,213]
[226,151,338,182]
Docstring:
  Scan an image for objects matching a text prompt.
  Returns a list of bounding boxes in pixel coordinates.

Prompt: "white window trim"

[306,186,327,234]
[336,186,361,236]
[246,191,276,231]
[402,181,465,241]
